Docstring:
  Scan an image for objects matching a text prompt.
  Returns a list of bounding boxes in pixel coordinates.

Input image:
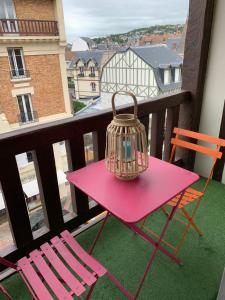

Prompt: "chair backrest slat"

[174,128,225,147]
[171,138,222,159]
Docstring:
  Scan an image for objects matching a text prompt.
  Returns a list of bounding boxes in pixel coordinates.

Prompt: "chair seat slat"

[171,138,222,158]
[51,236,96,286]
[17,257,53,300]
[40,243,85,296]
[30,250,73,300]
[168,187,203,208]
[61,230,107,277]
[174,127,225,147]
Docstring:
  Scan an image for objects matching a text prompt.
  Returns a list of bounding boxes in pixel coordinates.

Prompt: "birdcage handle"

[112,92,138,119]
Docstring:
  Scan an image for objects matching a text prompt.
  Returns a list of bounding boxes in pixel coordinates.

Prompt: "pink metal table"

[67,156,199,299]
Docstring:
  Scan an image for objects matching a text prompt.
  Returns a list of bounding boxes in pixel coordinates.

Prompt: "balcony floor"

[1,178,225,299]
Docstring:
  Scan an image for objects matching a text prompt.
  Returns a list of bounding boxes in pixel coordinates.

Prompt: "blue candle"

[123,140,132,161]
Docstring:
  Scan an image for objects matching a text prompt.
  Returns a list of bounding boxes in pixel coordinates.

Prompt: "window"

[91,82,96,92]
[164,69,171,85]
[174,68,181,82]
[90,66,95,76]
[171,67,181,83]
[17,94,34,124]
[26,151,33,163]
[0,0,17,32]
[79,66,84,76]
[0,0,16,18]
[8,48,26,78]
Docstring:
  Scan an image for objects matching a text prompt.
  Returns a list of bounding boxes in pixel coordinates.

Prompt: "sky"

[63,0,189,42]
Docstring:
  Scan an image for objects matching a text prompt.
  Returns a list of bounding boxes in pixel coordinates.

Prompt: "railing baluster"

[34,145,64,231]
[93,128,107,161]
[150,110,166,159]
[139,116,150,148]
[67,134,89,217]
[0,155,33,248]
[163,106,180,162]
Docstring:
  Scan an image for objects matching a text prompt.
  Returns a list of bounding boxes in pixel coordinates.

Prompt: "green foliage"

[73,100,86,113]
[93,24,184,44]
[68,81,75,88]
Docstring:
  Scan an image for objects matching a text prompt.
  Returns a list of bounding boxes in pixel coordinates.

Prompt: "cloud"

[63,0,189,41]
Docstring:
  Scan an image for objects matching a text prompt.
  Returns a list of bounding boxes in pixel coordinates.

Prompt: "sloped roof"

[74,50,107,67]
[114,45,182,92]
[166,38,181,51]
[81,37,96,48]
[130,44,182,69]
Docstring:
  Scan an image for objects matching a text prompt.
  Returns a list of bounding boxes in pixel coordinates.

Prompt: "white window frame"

[17,94,34,124]
[164,69,171,85]
[174,67,181,83]
[8,48,26,79]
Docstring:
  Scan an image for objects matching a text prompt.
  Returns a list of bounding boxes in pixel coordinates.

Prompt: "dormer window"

[90,66,95,77]
[79,66,84,77]
[174,67,181,82]
[164,69,171,85]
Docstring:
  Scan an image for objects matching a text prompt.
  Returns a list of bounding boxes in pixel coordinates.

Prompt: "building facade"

[73,50,115,99]
[0,0,72,134]
[101,45,183,99]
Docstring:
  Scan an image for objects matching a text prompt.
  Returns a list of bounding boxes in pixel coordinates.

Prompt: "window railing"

[89,73,95,77]
[0,19,59,36]
[0,90,189,267]
[17,111,38,125]
[10,69,30,80]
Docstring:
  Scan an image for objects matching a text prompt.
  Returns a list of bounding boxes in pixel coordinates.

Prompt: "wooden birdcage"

[105,92,148,180]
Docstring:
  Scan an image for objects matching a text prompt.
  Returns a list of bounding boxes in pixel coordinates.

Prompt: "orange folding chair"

[141,127,225,256]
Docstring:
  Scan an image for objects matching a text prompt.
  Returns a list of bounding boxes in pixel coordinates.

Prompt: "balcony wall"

[195,0,225,183]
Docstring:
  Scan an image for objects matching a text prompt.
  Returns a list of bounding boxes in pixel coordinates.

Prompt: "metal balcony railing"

[0,19,59,36]
[10,69,30,79]
[17,111,38,125]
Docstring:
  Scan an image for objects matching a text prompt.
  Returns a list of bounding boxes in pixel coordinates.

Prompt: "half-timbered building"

[101,44,183,98]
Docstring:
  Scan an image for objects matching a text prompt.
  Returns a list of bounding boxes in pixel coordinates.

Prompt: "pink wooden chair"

[0,230,130,299]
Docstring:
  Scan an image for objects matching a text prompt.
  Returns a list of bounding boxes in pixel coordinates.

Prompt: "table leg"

[126,223,182,266]
[89,211,110,255]
[133,191,185,299]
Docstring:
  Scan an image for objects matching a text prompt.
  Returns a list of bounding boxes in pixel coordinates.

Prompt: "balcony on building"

[0,18,59,36]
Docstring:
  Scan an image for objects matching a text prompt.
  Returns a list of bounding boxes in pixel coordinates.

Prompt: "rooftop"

[74,50,108,67]
[129,45,183,69]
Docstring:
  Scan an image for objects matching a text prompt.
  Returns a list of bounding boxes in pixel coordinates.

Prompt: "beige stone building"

[73,50,115,99]
[0,0,72,134]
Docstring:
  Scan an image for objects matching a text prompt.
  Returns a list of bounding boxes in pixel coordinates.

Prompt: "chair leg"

[181,208,203,236]
[0,284,13,300]
[161,206,169,217]
[140,217,147,230]
[174,199,203,256]
[86,280,97,300]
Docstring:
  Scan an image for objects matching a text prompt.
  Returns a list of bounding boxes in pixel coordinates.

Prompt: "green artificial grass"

[1,178,225,300]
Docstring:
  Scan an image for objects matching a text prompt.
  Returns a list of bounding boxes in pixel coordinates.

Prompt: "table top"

[67,156,199,223]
